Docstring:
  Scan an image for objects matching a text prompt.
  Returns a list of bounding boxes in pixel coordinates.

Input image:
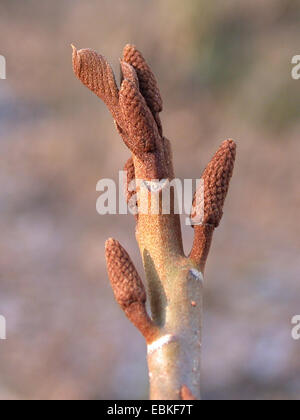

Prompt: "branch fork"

[72,44,236,400]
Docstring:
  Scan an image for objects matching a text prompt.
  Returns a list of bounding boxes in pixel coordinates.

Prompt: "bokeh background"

[0,0,299,400]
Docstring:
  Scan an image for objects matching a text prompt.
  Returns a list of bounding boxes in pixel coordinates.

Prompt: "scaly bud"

[105,238,157,342]
[123,44,163,114]
[119,79,158,157]
[192,139,236,228]
[120,60,139,89]
[190,140,236,271]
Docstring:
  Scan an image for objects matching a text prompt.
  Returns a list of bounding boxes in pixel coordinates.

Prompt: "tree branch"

[72,44,236,400]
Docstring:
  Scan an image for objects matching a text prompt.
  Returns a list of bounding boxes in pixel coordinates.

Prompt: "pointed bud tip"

[123,43,136,53]
[71,44,81,76]
[71,44,78,60]
[105,237,117,249]
[222,139,236,152]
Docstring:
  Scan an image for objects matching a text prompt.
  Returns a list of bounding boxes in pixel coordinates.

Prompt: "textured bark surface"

[72,44,236,400]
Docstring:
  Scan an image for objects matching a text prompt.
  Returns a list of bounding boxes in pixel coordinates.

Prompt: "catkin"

[192,139,236,227]
[105,238,146,309]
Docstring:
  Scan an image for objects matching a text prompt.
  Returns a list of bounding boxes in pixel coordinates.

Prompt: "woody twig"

[72,44,236,400]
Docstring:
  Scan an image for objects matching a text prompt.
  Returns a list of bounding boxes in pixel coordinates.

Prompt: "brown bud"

[123,44,163,115]
[162,137,174,178]
[105,238,158,342]
[192,139,236,228]
[120,60,139,89]
[119,79,158,157]
[105,238,146,309]
[72,46,119,112]
[124,157,136,204]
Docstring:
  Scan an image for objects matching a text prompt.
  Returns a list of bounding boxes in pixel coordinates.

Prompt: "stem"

[146,264,203,399]
[136,182,203,399]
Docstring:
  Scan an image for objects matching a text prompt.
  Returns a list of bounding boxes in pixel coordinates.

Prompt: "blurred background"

[0,0,299,400]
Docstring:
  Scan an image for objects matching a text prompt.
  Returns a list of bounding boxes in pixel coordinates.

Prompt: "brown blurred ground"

[0,0,299,400]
